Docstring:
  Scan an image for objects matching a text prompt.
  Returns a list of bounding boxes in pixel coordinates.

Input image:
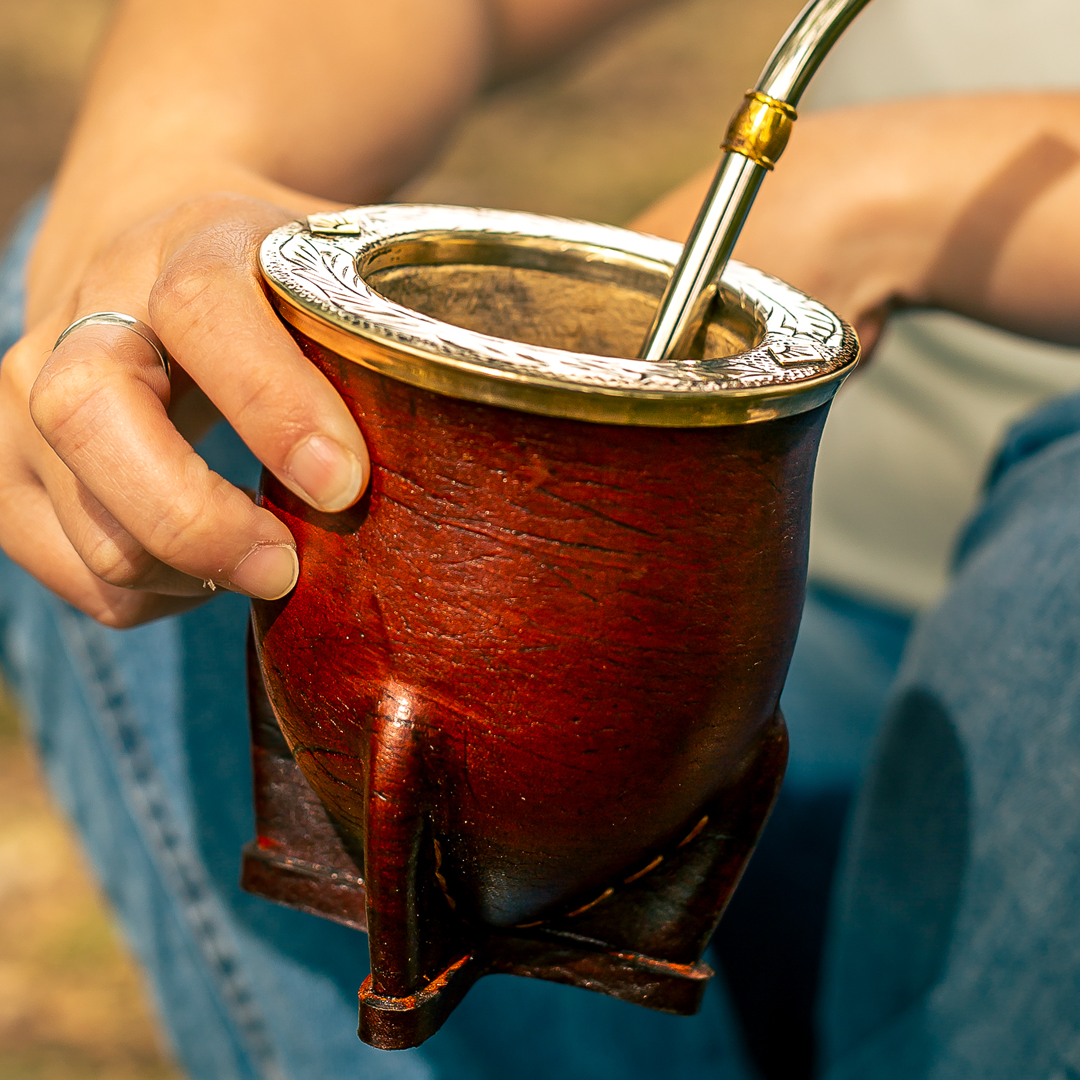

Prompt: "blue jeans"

[5,195,1079,1079]
[0,199,755,1080]
[820,409,1080,1078]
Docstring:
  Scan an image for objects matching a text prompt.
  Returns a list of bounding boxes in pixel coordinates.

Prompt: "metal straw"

[638,0,875,361]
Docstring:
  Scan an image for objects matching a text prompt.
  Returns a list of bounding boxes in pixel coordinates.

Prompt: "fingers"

[5,192,368,627]
[41,461,204,598]
[0,479,204,628]
[28,319,299,602]
[0,344,200,627]
[148,199,370,513]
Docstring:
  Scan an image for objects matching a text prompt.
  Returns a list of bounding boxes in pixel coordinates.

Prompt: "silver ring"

[54,312,171,379]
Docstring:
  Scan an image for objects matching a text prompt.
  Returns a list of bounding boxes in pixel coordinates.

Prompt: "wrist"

[27,154,340,325]
[811,94,1080,333]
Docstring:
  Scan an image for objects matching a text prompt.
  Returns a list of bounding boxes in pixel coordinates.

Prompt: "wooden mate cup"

[242,203,859,1049]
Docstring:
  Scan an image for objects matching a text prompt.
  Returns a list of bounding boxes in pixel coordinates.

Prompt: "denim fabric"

[19,189,1080,1080]
[820,396,1080,1079]
[719,587,912,1077]
[982,390,1080,494]
[0,201,759,1080]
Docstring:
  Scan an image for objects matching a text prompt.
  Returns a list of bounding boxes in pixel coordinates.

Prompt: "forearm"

[635,93,1080,348]
[4,0,659,626]
[30,0,654,319]
[30,0,486,313]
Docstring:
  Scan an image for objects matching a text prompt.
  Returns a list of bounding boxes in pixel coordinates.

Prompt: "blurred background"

[0,0,802,1076]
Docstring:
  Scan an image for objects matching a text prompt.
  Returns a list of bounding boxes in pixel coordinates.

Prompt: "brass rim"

[260,204,859,427]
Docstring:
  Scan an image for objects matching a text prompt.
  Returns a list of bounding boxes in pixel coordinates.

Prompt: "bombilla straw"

[638,0,875,361]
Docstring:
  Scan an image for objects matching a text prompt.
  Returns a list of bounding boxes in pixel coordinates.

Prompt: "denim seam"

[55,603,290,1080]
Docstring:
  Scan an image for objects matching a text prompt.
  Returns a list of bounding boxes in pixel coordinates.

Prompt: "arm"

[1,0,650,628]
[633,93,1080,352]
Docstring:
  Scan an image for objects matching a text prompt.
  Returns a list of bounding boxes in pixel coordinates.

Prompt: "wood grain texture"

[243,647,788,1049]
[254,336,823,918]
[247,267,829,1047]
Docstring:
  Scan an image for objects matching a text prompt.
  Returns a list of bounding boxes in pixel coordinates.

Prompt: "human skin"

[5,1,1080,631]
[0,0,654,628]
[633,94,1080,353]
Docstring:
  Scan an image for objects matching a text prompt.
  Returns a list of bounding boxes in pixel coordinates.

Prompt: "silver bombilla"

[639,0,875,361]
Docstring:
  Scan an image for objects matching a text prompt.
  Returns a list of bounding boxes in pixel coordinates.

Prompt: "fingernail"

[284,433,366,512]
[231,543,299,600]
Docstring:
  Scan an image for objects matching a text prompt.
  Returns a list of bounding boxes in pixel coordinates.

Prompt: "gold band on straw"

[720,90,798,170]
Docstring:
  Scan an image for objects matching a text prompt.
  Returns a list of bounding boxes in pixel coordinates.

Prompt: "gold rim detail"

[260,205,858,427]
[720,90,798,171]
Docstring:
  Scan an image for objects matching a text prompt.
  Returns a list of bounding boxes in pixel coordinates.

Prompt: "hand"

[0,0,670,631]
[633,95,1080,355]
[630,111,929,356]
[0,193,370,628]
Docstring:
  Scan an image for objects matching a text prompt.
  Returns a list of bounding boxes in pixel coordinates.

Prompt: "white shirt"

[802,0,1080,611]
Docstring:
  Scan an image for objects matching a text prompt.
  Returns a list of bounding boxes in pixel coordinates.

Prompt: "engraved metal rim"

[259,204,860,427]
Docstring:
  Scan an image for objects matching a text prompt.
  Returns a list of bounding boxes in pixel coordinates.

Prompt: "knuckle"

[229,366,298,436]
[29,360,111,444]
[89,594,156,630]
[149,257,223,331]
[97,610,141,630]
[29,363,80,432]
[141,465,239,567]
[176,191,269,231]
[149,198,282,334]
[145,492,208,565]
[80,531,155,590]
[2,334,46,385]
